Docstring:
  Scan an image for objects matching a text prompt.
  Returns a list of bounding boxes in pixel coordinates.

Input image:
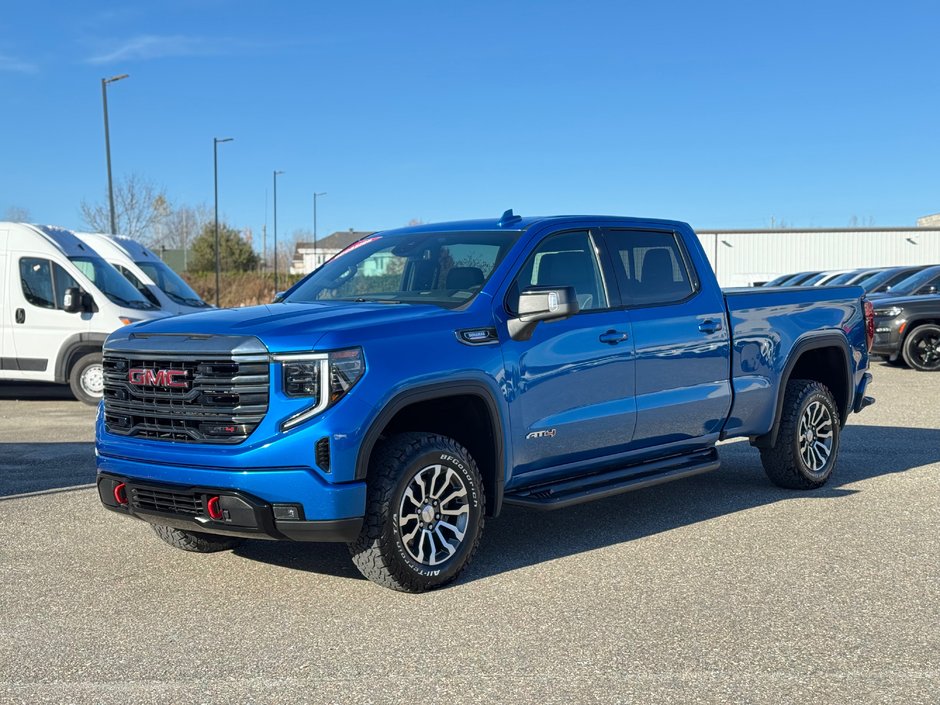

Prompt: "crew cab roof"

[377,214,693,237]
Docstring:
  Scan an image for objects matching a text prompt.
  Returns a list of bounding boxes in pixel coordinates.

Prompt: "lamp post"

[213,137,234,307]
[101,73,129,235]
[313,192,326,269]
[273,170,285,291]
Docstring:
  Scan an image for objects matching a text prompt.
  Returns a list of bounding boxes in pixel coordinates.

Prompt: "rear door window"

[603,230,697,306]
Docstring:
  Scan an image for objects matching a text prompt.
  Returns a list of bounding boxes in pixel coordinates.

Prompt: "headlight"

[874,306,902,318]
[276,348,365,430]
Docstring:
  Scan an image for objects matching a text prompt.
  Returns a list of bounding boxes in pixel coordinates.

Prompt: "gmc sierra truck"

[96,212,875,592]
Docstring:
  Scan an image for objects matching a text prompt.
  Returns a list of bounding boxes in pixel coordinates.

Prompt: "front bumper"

[871,325,902,359]
[98,472,363,542]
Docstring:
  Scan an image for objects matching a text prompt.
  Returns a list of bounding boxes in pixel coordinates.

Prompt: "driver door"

[499,228,637,478]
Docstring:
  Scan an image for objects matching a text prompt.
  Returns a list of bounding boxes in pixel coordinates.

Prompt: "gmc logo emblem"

[128,368,189,388]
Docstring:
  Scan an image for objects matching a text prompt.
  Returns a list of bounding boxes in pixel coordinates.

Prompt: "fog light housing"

[273,504,304,521]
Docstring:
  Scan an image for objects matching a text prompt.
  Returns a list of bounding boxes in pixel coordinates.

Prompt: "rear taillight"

[863,298,875,351]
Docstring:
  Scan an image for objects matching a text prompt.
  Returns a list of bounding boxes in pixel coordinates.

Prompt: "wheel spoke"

[437,520,465,542]
[427,465,443,499]
[814,440,830,462]
[414,530,427,563]
[434,526,457,560]
[440,505,468,517]
[403,487,421,508]
[437,487,467,507]
[425,529,440,565]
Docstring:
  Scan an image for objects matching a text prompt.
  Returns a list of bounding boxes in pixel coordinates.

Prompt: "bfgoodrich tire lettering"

[759,379,841,490]
[348,432,485,592]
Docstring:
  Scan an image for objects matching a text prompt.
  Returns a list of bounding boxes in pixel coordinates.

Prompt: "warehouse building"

[697,223,940,287]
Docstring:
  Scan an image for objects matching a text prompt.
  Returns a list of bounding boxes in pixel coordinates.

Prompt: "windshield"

[866,267,921,293]
[136,260,209,307]
[285,231,520,308]
[763,274,792,287]
[69,256,155,310]
[824,271,858,286]
[885,266,940,296]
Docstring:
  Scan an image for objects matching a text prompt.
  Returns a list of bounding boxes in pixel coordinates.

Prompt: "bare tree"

[4,205,31,221]
[152,203,212,251]
[79,173,168,244]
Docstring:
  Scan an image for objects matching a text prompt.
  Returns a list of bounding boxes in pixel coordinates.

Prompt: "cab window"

[19,257,79,310]
[506,231,610,314]
[604,230,696,306]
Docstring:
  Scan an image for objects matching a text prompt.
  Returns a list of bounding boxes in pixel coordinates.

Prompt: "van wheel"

[69,352,104,405]
[348,433,485,592]
[760,379,841,489]
[151,524,245,553]
[902,324,940,371]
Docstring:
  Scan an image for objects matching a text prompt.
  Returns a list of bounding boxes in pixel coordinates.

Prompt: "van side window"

[605,230,696,305]
[506,231,609,314]
[20,257,80,310]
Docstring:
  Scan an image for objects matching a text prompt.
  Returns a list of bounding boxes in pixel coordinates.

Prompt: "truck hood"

[121,301,455,353]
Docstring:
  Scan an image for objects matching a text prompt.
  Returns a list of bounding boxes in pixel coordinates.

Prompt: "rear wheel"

[151,524,245,553]
[760,379,841,489]
[902,324,940,371]
[348,432,485,592]
[68,352,104,406]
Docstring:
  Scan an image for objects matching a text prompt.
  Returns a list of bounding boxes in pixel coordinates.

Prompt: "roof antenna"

[498,209,522,227]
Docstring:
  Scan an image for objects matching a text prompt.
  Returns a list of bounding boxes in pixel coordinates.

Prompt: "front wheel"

[69,352,104,405]
[902,324,940,371]
[759,379,841,489]
[348,432,485,592]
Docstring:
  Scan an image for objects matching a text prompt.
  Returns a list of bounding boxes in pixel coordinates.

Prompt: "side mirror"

[507,286,580,341]
[273,291,287,303]
[63,287,82,313]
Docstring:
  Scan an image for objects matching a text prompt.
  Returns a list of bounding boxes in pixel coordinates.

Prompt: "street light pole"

[273,170,285,291]
[313,192,326,269]
[213,137,234,307]
[100,73,129,235]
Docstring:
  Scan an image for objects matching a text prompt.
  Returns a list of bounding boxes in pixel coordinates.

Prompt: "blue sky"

[2,0,939,244]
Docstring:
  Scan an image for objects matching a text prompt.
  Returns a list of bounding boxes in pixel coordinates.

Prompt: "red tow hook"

[207,496,223,521]
[113,482,128,506]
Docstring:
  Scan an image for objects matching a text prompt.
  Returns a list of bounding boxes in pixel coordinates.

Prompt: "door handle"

[15,308,25,324]
[698,318,723,334]
[599,330,629,345]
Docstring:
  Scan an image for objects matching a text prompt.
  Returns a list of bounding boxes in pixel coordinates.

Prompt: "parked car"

[868,265,940,300]
[782,270,824,286]
[871,295,940,371]
[802,269,857,286]
[0,223,168,403]
[864,265,934,294]
[826,268,886,287]
[762,273,797,287]
[95,213,874,591]
[75,233,211,315]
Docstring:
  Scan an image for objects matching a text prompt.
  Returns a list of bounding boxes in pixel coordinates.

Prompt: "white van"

[0,223,169,404]
[74,233,211,315]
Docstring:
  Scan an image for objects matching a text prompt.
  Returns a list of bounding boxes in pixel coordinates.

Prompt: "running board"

[503,448,720,510]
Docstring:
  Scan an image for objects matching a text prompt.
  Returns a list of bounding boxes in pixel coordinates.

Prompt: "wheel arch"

[355,381,507,517]
[54,333,108,384]
[754,333,853,449]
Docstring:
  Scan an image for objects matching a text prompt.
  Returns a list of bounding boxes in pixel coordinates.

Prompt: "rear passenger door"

[602,228,732,449]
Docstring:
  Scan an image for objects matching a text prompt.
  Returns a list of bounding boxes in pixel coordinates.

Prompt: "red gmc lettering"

[127,368,188,388]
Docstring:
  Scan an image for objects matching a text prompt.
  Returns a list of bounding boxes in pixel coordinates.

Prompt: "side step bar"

[503,447,720,510]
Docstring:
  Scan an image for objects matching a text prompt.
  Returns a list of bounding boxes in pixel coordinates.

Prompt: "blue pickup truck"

[96,213,875,591]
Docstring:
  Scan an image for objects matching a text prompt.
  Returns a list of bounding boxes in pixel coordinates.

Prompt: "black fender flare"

[54,333,109,384]
[355,380,507,516]
[754,332,853,449]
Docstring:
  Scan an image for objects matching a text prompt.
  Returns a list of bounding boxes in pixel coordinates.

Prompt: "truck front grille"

[102,354,269,444]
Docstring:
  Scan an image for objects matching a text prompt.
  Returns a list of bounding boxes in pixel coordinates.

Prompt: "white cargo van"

[0,223,169,404]
[74,233,211,315]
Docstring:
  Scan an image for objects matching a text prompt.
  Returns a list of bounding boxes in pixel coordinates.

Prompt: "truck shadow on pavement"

[233,424,940,583]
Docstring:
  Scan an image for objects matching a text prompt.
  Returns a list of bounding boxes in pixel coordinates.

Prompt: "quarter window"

[605,230,696,305]
[507,230,609,314]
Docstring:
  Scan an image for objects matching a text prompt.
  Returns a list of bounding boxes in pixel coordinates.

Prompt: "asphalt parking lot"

[1,366,938,704]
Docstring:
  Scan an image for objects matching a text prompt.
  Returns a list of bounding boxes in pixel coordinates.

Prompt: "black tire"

[884,357,907,368]
[151,524,245,553]
[348,432,485,593]
[759,379,841,490]
[68,352,104,406]
[901,324,940,372]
